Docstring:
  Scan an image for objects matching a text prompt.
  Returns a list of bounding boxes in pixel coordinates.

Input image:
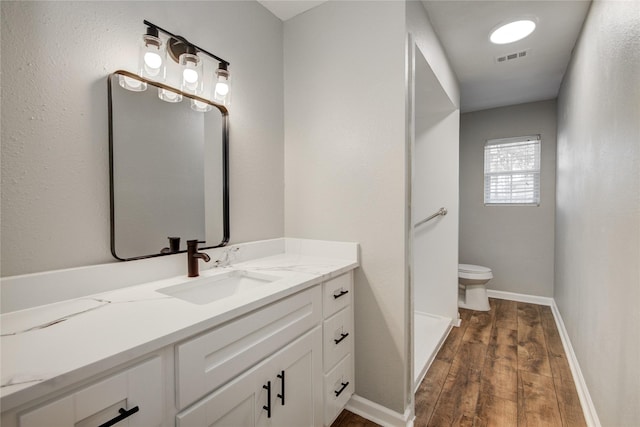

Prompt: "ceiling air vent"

[496,49,530,64]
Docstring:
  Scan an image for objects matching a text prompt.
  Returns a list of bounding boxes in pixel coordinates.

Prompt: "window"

[484,135,541,205]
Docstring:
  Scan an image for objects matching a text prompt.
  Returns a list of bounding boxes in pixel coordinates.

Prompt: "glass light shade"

[179,53,202,94]
[144,51,162,70]
[213,68,232,106]
[191,99,213,112]
[490,20,536,44]
[118,74,147,92]
[140,34,166,80]
[158,88,183,103]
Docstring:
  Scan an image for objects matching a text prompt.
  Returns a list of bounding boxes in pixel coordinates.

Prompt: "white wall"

[459,100,557,297]
[412,46,459,320]
[555,0,640,425]
[0,1,284,276]
[284,1,408,414]
[412,111,459,318]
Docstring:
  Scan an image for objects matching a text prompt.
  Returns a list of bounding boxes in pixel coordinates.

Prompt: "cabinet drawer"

[323,307,353,371]
[176,286,322,409]
[322,273,352,318]
[323,354,354,427]
[18,357,163,427]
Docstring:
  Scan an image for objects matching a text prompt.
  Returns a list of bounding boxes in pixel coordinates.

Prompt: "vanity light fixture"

[178,45,202,94]
[119,25,166,92]
[214,62,232,106]
[121,20,231,110]
[141,26,165,80]
[489,19,536,44]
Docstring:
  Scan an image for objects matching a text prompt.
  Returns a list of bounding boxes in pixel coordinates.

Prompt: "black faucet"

[187,240,211,277]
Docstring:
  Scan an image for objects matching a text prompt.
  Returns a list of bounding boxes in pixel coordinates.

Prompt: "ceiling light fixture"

[489,19,536,45]
[119,20,232,109]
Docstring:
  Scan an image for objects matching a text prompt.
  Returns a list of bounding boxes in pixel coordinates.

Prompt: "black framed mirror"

[108,70,229,260]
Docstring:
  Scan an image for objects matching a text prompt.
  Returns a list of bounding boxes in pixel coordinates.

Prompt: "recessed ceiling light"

[490,20,536,44]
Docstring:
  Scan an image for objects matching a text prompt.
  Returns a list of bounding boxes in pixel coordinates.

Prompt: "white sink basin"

[157,270,280,305]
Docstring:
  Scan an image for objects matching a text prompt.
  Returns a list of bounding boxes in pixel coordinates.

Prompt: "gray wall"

[1,1,284,276]
[459,100,557,297]
[555,0,640,425]
[284,1,409,414]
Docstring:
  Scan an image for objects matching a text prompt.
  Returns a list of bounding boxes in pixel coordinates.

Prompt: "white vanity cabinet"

[16,356,164,427]
[1,254,358,427]
[321,272,355,426]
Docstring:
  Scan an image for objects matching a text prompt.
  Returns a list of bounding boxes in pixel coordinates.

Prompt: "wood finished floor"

[331,298,586,427]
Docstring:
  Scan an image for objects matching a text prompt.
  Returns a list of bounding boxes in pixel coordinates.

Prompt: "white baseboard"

[486,289,554,306]
[550,301,602,427]
[346,394,414,427]
[486,290,600,426]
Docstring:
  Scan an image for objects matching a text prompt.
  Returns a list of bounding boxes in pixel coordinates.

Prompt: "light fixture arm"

[143,20,230,67]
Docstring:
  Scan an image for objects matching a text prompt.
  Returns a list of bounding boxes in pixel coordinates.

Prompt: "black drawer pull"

[334,332,349,345]
[333,289,349,299]
[263,381,272,418]
[334,381,350,397]
[98,406,139,427]
[277,370,285,405]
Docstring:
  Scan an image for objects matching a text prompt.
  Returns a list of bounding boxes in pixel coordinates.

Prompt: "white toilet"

[458,264,492,311]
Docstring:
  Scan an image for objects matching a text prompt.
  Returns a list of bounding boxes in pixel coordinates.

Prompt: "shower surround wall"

[555,0,640,425]
[0,1,284,276]
[459,100,557,297]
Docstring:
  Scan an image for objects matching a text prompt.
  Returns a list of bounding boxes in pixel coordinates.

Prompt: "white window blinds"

[484,135,541,205]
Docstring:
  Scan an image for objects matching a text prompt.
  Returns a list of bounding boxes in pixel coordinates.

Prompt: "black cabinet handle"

[263,381,272,418]
[333,289,349,299]
[334,332,349,345]
[277,370,285,405]
[334,381,350,397]
[98,406,139,427]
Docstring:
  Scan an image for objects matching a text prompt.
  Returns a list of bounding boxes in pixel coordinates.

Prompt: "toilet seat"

[458,264,493,280]
[459,264,491,274]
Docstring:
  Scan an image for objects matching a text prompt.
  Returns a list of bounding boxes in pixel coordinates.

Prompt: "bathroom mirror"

[108,71,229,260]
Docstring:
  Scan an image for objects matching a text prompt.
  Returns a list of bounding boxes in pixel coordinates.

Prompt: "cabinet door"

[176,364,260,427]
[269,326,323,427]
[176,327,322,427]
[19,357,163,427]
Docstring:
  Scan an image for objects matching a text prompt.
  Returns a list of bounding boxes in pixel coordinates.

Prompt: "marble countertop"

[1,247,358,412]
